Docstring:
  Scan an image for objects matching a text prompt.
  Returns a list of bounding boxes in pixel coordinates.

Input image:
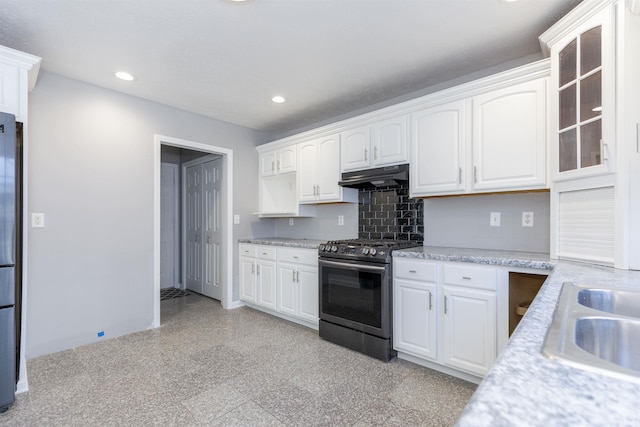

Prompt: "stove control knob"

[370,248,377,256]
[363,248,369,255]
[378,250,385,257]
[319,244,325,251]
[331,245,338,252]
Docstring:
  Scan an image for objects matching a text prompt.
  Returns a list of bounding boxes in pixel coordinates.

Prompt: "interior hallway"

[1,294,476,426]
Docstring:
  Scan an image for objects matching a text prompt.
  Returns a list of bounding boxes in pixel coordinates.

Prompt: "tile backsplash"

[358,184,424,243]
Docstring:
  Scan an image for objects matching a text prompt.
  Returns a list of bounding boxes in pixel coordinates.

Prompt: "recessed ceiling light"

[115,71,134,81]
[272,96,286,103]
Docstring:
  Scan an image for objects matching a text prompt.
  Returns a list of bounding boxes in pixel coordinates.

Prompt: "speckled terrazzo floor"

[1,293,476,426]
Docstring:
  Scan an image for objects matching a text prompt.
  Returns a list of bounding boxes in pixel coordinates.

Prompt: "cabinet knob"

[409,270,417,273]
[462,276,472,280]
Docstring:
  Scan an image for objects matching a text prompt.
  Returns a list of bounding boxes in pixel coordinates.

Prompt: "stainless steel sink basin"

[575,317,640,372]
[542,282,640,382]
[578,288,640,318]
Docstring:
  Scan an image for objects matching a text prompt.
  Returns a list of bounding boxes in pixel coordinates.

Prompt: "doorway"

[153,135,234,328]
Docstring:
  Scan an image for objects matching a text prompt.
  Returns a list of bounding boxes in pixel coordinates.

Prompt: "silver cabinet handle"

[409,270,416,273]
[373,145,378,160]
[256,265,260,274]
[251,264,255,274]
[444,295,448,314]
[458,167,462,184]
[473,166,478,183]
[272,160,275,172]
[428,291,432,311]
[292,270,296,282]
[293,256,299,259]
[364,147,368,161]
[462,276,472,280]
[296,271,300,282]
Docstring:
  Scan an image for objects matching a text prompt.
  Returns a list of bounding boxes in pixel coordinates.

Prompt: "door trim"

[160,162,180,289]
[153,135,234,327]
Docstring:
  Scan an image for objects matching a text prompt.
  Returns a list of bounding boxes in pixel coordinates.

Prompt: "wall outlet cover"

[32,213,45,228]
[522,212,534,227]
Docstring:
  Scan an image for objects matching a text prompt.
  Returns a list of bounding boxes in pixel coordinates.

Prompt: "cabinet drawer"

[443,263,496,291]
[239,244,256,258]
[394,259,438,282]
[278,247,317,266]
[256,246,277,261]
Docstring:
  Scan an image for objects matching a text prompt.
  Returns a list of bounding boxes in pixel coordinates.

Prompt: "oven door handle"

[319,259,387,273]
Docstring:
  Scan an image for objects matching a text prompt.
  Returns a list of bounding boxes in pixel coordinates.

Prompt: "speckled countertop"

[394,246,640,426]
[238,238,325,249]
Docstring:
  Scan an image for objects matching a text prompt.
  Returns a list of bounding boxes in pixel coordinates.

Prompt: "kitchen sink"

[578,288,640,318]
[575,317,640,372]
[542,282,640,382]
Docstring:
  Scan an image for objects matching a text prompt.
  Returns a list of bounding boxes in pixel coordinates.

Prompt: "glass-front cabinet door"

[552,7,614,180]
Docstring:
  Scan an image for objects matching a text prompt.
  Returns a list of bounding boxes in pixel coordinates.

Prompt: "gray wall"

[26,71,272,358]
[423,192,550,253]
[273,203,358,240]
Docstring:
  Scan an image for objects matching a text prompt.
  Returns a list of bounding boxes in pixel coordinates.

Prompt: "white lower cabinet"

[240,244,318,327]
[393,258,498,379]
[239,244,277,310]
[442,285,496,377]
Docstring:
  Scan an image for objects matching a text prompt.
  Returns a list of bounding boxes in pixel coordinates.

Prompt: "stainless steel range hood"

[338,164,409,189]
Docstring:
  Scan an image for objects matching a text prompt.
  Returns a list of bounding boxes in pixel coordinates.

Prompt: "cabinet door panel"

[257,260,276,310]
[317,135,342,201]
[278,146,297,174]
[297,141,318,202]
[341,126,370,172]
[442,286,496,377]
[472,79,547,191]
[394,280,437,360]
[239,257,257,303]
[411,101,466,196]
[372,116,408,167]
[260,150,277,177]
[297,266,318,323]
[277,263,298,316]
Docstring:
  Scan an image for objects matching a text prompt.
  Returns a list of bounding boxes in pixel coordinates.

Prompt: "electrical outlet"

[522,212,534,227]
[490,212,501,227]
[338,215,344,226]
[289,218,294,226]
[233,214,240,225]
[32,213,45,228]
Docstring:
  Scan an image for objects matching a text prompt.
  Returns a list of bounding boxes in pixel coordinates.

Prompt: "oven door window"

[320,261,385,329]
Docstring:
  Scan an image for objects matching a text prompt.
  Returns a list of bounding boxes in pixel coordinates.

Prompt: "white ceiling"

[0,0,580,136]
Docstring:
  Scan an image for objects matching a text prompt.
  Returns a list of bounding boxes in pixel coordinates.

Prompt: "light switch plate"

[338,215,344,226]
[490,212,501,227]
[522,212,534,227]
[32,213,45,228]
[233,214,240,225]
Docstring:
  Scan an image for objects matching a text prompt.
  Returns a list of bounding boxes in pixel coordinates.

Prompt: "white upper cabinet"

[341,115,409,172]
[542,6,614,182]
[0,46,40,121]
[298,135,357,204]
[411,74,549,197]
[260,145,297,177]
[341,126,370,172]
[472,79,547,191]
[372,116,409,166]
[411,100,467,196]
[0,63,20,117]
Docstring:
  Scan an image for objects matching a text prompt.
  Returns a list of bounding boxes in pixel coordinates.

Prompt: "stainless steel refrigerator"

[0,112,17,412]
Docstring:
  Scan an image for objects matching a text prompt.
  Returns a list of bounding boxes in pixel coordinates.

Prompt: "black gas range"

[318,238,420,361]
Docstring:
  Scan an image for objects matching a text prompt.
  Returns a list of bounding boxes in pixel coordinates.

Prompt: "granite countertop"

[238,237,325,249]
[393,247,640,426]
